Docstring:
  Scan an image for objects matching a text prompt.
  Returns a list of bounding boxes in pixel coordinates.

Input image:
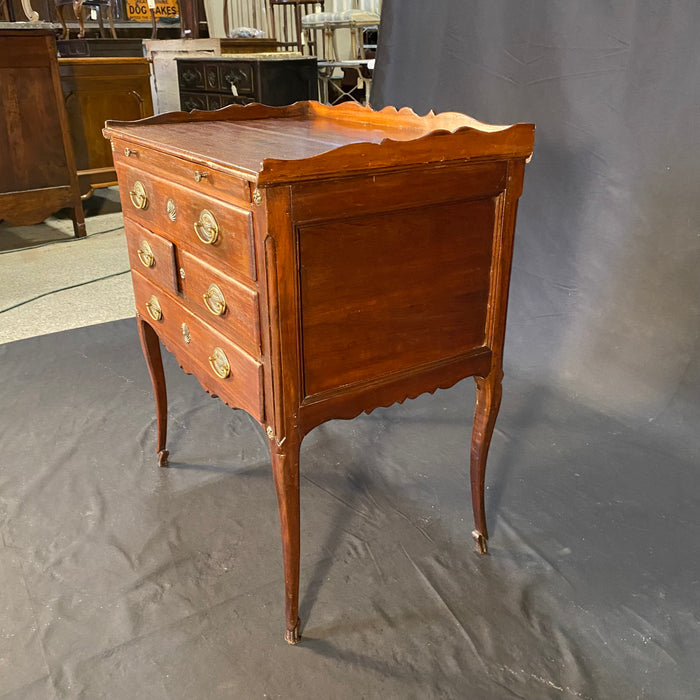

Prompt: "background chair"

[268,0,324,53]
[301,0,380,61]
[62,0,117,39]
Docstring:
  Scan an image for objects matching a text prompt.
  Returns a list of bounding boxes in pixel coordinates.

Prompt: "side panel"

[299,197,497,397]
[293,162,508,401]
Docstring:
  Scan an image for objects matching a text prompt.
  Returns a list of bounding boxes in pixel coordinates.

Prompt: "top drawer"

[111,139,252,206]
[177,60,254,96]
[117,163,257,281]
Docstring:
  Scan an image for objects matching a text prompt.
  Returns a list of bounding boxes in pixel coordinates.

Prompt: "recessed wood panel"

[299,197,497,397]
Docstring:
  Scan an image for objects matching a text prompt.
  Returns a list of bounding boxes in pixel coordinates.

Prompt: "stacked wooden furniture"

[176,55,318,111]
[103,101,534,644]
[0,27,85,237]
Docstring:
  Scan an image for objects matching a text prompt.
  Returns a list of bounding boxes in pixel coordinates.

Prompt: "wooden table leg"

[137,316,169,467]
[269,432,302,644]
[71,201,86,238]
[470,369,503,554]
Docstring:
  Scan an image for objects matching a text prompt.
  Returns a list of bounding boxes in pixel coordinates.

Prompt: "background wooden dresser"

[176,55,318,111]
[104,101,534,644]
[0,27,85,236]
[59,57,154,198]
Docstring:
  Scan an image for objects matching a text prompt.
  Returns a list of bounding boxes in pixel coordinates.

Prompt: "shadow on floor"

[0,188,123,253]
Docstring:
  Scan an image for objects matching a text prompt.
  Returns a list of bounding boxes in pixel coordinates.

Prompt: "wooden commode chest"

[103,101,534,644]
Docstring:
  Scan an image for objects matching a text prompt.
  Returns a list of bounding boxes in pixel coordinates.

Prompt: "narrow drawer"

[132,270,264,422]
[204,63,219,91]
[207,94,224,111]
[179,249,261,358]
[123,218,178,293]
[112,139,252,206]
[116,163,257,281]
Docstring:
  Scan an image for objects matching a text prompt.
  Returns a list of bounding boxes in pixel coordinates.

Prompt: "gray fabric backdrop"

[372,1,700,440]
[2,5,700,698]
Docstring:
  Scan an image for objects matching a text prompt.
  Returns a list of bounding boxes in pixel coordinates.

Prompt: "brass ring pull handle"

[136,240,154,268]
[208,347,230,379]
[194,209,219,245]
[129,180,148,210]
[203,283,226,316]
[194,170,208,182]
[145,295,162,321]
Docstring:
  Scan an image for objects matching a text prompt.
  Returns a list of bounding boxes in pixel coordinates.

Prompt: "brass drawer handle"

[208,346,230,379]
[194,170,208,182]
[203,283,226,316]
[145,295,162,321]
[129,180,148,210]
[136,240,154,268]
[194,209,219,245]
[124,147,138,157]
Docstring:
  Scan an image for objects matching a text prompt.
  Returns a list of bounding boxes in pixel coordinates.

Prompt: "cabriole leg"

[470,369,503,554]
[137,316,169,467]
[269,433,302,644]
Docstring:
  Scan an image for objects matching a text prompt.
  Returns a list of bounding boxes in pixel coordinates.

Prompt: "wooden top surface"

[104,101,535,184]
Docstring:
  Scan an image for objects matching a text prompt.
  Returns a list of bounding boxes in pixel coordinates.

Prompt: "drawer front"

[124,218,178,293]
[204,63,219,91]
[180,92,207,112]
[112,138,252,206]
[207,94,223,111]
[179,249,261,357]
[225,96,254,106]
[178,62,205,90]
[219,62,254,96]
[117,163,256,281]
[132,270,264,422]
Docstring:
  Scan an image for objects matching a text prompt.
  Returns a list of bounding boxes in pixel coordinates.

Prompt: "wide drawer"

[117,163,257,281]
[179,249,261,358]
[123,218,178,294]
[132,270,264,422]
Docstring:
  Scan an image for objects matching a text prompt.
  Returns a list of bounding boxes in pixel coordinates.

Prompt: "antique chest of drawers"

[176,55,318,111]
[103,101,534,644]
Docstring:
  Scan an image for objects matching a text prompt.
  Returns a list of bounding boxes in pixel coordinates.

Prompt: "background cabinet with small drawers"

[176,55,318,111]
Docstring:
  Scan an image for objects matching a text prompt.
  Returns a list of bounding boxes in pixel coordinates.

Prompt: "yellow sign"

[125,0,179,21]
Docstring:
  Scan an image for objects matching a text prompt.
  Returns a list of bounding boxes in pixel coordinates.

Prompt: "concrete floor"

[0,188,134,345]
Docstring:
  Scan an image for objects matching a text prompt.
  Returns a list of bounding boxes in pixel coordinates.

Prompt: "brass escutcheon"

[166,198,177,221]
[203,283,226,316]
[129,180,148,210]
[252,188,262,205]
[181,323,191,344]
[194,170,208,182]
[194,209,219,245]
[208,347,230,379]
[145,295,162,321]
[124,147,138,157]
[136,240,154,268]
